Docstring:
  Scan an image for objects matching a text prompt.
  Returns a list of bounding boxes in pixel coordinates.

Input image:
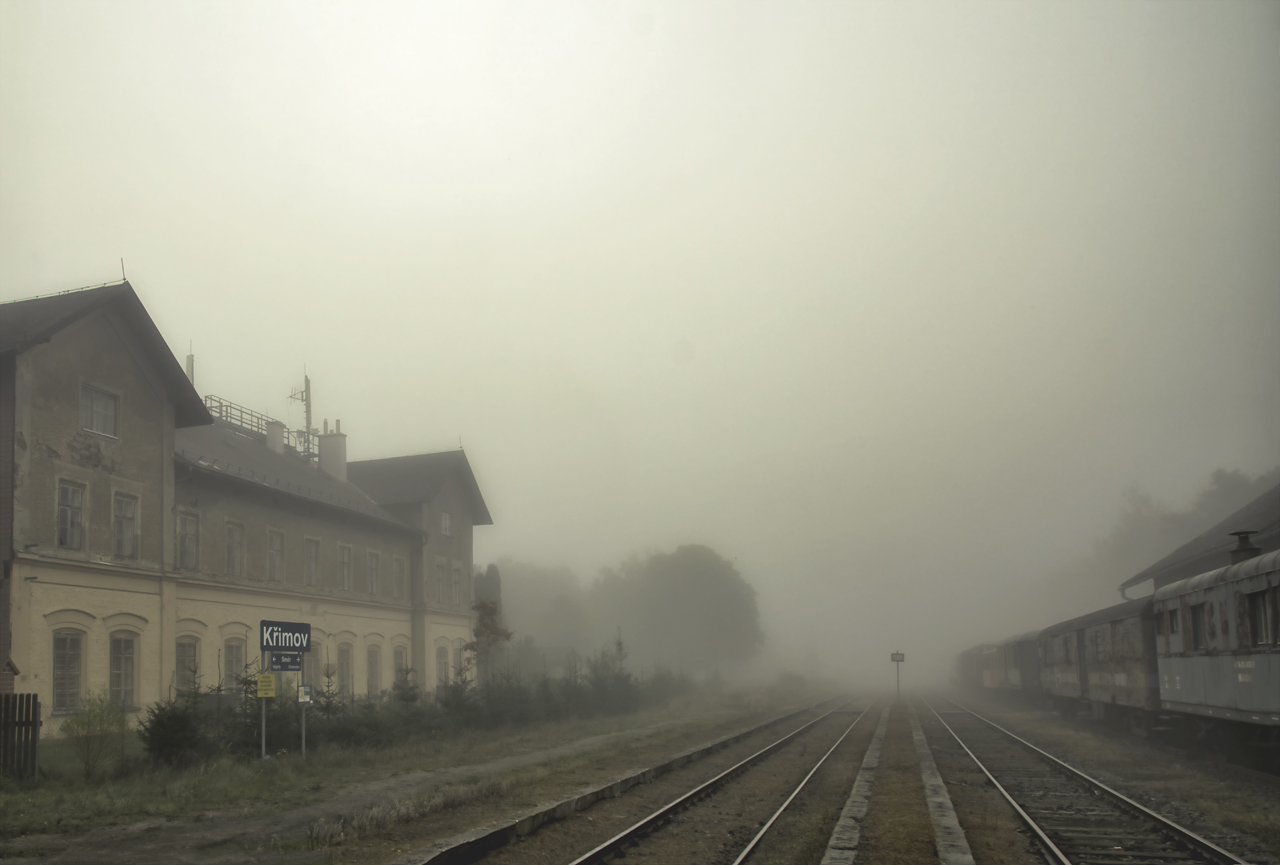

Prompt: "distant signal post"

[891,652,905,702]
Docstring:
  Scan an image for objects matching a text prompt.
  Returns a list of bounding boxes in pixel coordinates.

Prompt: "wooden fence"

[0,693,40,781]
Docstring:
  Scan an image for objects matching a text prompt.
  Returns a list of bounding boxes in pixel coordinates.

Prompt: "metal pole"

[301,703,306,761]
[261,697,266,759]
[896,661,901,702]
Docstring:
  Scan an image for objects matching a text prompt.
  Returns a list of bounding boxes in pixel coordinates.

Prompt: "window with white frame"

[113,494,137,559]
[79,385,118,437]
[337,643,353,698]
[267,530,284,581]
[393,558,406,599]
[367,551,380,595]
[226,522,244,576]
[176,637,199,690]
[394,645,408,682]
[304,538,320,586]
[57,481,84,550]
[367,645,381,698]
[339,545,352,590]
[224,638,246,684]
[178,513,199,570]
[436,646,449,684]
[452,562,462,606]
[53,629,83,713]
[110,632,135,709]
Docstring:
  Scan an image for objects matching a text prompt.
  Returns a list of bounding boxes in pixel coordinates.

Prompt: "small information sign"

[298,685,312,704]
[891,652,905,662]
[256,673,276,698]
[270,652,302,672]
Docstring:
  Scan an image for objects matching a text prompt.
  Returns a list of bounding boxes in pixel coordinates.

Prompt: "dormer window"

[80,386,118,437]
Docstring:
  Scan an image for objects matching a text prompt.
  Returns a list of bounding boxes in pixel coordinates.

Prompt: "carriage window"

[1154,612,1164,636]
[1189,604,1207,650]
[1248,591,1273,647]
[1167,610,1179,635]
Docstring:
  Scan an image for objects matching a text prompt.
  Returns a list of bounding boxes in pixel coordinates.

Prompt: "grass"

[0,695,755,840]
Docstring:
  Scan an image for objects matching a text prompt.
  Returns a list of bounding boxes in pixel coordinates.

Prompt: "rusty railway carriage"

[956,632,1042,695]
[1037,597,1159,726]
[960,547,1280,754]
[1153,548,1280,729]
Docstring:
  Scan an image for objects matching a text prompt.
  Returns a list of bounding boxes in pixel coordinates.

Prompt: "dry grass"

[0,697,752,839]
[307,768,550,849]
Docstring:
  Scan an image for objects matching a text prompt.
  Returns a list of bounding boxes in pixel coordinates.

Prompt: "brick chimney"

[319,418,347,482]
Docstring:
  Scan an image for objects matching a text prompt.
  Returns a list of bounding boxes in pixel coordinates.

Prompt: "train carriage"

[1038,597,1158,724]
[1153,548,1280,727]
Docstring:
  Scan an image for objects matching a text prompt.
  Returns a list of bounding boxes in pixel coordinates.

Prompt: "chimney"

[265,419,286,455]
[319,419,347,482]
[185,353,195,387]
[1229,531,1263,565]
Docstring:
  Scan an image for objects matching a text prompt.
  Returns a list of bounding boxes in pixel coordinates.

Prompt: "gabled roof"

[347,450,493,525]
[176,420,413,530]
[0,281,211,427]
[1119,479,1280,593]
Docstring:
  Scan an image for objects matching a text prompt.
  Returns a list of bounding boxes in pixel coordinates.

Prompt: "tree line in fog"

[492,544,765,677]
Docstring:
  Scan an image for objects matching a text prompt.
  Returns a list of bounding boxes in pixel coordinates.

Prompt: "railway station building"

[0,282,492,729]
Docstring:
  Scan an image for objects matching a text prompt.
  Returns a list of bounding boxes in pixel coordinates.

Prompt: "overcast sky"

[3,1,1277,684]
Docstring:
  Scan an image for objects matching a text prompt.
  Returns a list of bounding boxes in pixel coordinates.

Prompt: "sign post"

[259,621,312,760]
[891,652,905,702]
[298,686,312,760]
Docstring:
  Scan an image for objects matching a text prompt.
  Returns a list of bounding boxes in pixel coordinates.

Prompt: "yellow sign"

[256,673,276,698]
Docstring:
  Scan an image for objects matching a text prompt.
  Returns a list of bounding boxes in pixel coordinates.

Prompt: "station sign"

[260,620,311,653]
[270,652,303,672]
[891,652,905,662]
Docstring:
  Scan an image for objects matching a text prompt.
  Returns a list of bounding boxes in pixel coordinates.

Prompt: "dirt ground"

[0,705,801,865]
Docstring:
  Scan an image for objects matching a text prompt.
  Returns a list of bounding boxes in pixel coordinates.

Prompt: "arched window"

[453,645,463,682]
[224,638,246,685]
[337,643,353,698]
[436,646,449,684]
[393,646,408,683]
[367,645,381,698]
[53,629,84,713]
[109,632,136,709]
[176,638,199,690]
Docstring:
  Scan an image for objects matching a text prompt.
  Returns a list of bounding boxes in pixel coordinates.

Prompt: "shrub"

[60,690,129,779]
[137,688,207,766]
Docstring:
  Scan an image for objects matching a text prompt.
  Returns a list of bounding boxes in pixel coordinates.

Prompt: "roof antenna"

[120,258,126,281]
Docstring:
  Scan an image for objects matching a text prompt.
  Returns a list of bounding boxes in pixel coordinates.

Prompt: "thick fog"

[3,2,1278,688]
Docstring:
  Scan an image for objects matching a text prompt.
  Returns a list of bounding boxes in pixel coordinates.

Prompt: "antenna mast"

[288,371,316,463]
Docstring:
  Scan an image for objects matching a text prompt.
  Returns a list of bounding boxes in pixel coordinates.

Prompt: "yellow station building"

[0,282,492,730]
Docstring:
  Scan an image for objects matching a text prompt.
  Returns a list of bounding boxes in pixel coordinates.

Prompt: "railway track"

[924,696,1251,865]
[562,697,873,865]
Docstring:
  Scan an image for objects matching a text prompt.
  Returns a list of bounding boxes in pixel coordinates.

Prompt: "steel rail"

[729,702,873,865]
[930,696,1249,865]
[564,696,859,865]
[924,699,1072,865]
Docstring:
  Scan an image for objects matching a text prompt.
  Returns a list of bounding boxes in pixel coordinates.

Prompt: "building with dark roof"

[0,282,492,723]
[1119,480,1280,597]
